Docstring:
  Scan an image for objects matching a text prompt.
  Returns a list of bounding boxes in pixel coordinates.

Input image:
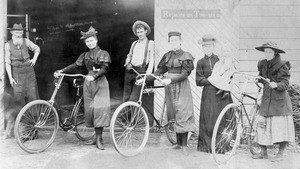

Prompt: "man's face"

[85,36,98,49]
[11,30,23,38]
[202,44,214,56]
[263,48,275,60]
[169,36,181,50]
[136,27,147,40]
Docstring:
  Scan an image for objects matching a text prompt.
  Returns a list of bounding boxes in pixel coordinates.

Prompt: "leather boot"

[95,127,104,150]
[270,142,286,162]
[172,133,182,149]
[252,145,268,159]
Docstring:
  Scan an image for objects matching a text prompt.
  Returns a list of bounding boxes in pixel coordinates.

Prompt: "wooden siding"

[0,0,7,131]
[239,0,300,89]
[154,0,240,129]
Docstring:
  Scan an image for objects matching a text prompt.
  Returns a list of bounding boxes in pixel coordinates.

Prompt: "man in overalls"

[123,20,155,102]
[4,23,40,138]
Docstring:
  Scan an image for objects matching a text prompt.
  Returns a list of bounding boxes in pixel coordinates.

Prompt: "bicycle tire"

[73,99,95,141]
[110,101,149,157]
[14,100,59,153]
[163,100,176,145]
[247,105,262,156]
[211,103,243,165]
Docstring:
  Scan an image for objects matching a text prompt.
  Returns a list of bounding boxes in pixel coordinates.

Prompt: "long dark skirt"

[198,84,232,151]
[165,78,196,133]
[83,76,111,128]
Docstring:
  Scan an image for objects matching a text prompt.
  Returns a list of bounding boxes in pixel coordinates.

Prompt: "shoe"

[270,154,283,162]
[252,153,268,159]
[172,144,182,149]
[96,137,104,150]
[84,138,96,145]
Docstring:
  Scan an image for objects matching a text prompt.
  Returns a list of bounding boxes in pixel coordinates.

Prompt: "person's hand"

[269,82,278,89]
[135,78,144,85]
[161,79,171,86]
[86,75,95,82]
[28,58,37,66]
[9,78,17,86]
[126,64,133,71]
[54,70,63,78]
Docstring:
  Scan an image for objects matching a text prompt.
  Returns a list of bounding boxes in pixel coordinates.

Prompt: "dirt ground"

[1,130,300,169]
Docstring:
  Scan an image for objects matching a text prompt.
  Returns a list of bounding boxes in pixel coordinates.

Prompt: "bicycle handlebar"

[55,72,86,78]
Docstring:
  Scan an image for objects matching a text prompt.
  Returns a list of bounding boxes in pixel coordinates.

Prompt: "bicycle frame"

[131,68,167,128]
[37,73,86,129]
[231,72,264,132]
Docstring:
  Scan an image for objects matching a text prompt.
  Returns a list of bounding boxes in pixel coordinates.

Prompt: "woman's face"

[85,36,98,49]
[263,48,275,60]
[202,44,214,56]
[169,36,181,50]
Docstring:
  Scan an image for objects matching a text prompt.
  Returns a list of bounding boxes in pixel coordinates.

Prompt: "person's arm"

[4,43,16,86]
[195,59,210,86]
[275,62,291,91]
[166,60,194,83]
[124,42,135,67]
[25,38,40,66]
[146,41,154,74]
[92,51,111,80]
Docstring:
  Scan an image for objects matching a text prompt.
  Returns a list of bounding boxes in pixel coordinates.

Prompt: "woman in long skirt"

[55,26,111,150]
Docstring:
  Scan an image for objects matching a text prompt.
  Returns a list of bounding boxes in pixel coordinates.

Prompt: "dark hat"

[168,31,181,38]
[198,34,216,45]
[80,26,98,40]
[8,24,25,31]
[132,20,151,36]
[255,41,285,53]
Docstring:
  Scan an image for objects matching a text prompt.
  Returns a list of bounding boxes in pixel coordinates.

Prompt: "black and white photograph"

[0,0,300,168]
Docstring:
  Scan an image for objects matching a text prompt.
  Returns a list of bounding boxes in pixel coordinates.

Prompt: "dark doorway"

[7,0,154,107]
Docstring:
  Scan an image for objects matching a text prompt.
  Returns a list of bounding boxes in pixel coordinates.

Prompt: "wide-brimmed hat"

[255,41,285,53]
[132,20,151,36]
[8,24,25,31]
[198,34,216,45]
[80,26,98,40]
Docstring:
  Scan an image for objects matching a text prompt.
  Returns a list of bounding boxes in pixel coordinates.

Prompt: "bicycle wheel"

[163,101,176,145]
[211,103,243,164]
[73,99,95,141]
[247,105,262,155]
[110,101,150,157]
[14,100,59,153]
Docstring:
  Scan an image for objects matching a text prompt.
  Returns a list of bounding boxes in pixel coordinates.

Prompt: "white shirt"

[130,39,154,67]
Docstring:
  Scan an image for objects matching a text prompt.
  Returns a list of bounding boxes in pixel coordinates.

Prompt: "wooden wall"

[154,0,240,128]
[240,0,300,88]
[0,0,7,131]
[154,0,300,128]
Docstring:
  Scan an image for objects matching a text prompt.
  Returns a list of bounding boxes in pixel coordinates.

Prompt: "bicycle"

[110,69,177,157]
[14,73,95,153]
[211,72,268,164]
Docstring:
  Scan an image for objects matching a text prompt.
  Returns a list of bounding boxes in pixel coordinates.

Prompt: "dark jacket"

[258,55,293,116]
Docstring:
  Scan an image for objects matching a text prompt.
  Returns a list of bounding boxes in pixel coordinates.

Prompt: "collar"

[172,48,183,55]
[90,46,100,52]
[204,53,215,59]
[137,37,148,43]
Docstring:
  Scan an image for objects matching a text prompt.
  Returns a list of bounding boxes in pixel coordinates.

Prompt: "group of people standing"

[4,20,295,161]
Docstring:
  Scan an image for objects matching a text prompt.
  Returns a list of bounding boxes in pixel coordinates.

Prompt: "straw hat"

[132,20,151,36]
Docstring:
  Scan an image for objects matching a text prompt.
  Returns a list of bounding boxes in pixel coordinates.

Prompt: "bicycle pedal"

[67,126,76,134]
